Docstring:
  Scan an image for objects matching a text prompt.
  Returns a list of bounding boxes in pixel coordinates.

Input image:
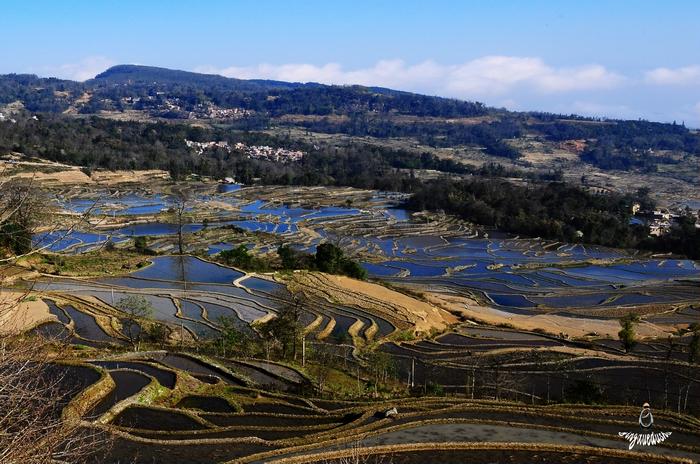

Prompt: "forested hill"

[0,64,699,170]
[92,65,310,92]
[0,64,488,116]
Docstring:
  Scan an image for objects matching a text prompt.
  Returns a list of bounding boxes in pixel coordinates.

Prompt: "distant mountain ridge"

[93,64,422,96]
[92,64,313,91]
[0,64,488,117]
[1,64,698,174]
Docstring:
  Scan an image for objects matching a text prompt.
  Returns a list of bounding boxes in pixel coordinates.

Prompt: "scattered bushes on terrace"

[219,244,271,272]
[277,243,367,280]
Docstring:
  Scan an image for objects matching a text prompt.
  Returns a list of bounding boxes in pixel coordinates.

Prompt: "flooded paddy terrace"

[16,184,700,463]
[31,254,401,348]
[37,184,699,323]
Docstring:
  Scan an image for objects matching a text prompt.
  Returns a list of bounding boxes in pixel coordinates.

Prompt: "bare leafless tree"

[309,342,334,393]
[0,295,108,463]
[172,188,190,255]
[0,176,97,263]
[115,295,154,351]
[0,178,108,463]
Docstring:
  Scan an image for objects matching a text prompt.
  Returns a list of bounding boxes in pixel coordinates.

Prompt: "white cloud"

[195,56,624,99]
[43,56,115,81]
[195,59,446,91]
[645,65,700,85]
[445,57,623,95]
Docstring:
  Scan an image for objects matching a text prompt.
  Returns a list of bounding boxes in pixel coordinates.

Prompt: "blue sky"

[2,0,700,125]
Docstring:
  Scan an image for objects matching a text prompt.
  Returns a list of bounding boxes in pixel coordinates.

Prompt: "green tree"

[618,313,640,353]
[0,181,45,255]
[565,378,605,404]
[277,244,299,270]
[314,243,367,280]
[145,322,169,349]
[315,243,344,273]
[364,350,397,395]
[133,235,149,253]
[340,259,367,280]
[216,316,251,357]
[220,244,254,269]
[308,342,334,393]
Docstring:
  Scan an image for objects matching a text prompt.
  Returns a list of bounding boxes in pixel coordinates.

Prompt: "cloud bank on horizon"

[47,56,700,127]
[196,57,625,96]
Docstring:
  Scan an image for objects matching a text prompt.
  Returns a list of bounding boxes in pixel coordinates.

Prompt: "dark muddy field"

[92,360,177,389]
[107,436,273,464]
[112,406,207,431]
[86,370,150,418]
[176,395,236,413]
[155,353,245,386]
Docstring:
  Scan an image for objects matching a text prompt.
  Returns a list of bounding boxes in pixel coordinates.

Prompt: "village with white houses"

[119,96,251,120]
[631,201,700,236]
[185,139,305,163]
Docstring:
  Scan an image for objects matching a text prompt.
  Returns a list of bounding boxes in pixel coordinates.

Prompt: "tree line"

[1,114,697,258]
[406,178,700,258]
[216,242,367,280]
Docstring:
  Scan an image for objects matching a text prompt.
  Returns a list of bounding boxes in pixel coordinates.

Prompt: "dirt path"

[359,423,699,461]
[1,158,170,186]
[425,292,670,339]
[286,272,457,334]
[0,290,52,333]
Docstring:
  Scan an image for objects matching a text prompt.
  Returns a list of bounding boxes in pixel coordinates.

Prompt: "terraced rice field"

[86,370,151,418]
[39,351,700,463]
[30,255,406,348]
[381,324,700,416]
[39,185,698,319]
[16,184,700,463]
